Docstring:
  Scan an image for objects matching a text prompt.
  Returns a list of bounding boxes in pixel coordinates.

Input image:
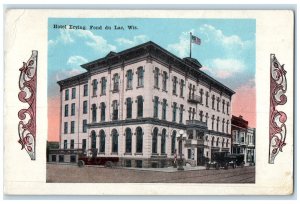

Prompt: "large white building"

[56,41,235,168]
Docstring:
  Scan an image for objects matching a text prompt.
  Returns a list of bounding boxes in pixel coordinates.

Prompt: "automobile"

[206,152,245,170]
[227,154,245,168]
[77,148,119,168]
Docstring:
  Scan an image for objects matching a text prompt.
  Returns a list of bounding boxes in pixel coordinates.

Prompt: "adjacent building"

[55,41,235,168]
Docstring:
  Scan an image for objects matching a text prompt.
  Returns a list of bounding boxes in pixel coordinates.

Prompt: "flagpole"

[189,32,192,58]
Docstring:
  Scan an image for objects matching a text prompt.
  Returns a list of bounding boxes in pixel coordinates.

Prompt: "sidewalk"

[122,165,207,172]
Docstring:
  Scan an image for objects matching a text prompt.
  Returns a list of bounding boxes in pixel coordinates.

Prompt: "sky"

[48,18,256,141]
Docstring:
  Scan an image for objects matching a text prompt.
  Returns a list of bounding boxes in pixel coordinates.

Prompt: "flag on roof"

[191,35,201,45]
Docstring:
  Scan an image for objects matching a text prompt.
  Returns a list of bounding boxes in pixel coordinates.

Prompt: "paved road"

[46,163,255,183]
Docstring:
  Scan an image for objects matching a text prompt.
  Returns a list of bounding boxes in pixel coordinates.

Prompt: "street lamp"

[177,130,187,170]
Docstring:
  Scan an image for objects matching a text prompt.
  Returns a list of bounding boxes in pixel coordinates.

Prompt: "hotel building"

[56,41,235,168]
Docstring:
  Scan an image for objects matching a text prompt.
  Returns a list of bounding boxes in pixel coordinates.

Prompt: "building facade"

[56,41,235,168]
[231,115,256,165]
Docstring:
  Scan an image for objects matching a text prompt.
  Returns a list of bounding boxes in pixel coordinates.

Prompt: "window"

[99,130,105,153]
[59,155,64,162]
[112,129,118,153]
[51,155,56,162]
[226,120,229,133]
[70,155,76,163]
[152,127,158,154]
[205,91,209,107]
[92,79,97,96]
[126,70,133,89]
[222,119,225,133]
[91,130,96,149]
[64,104,68,117]
[188,149,192,159]
[82,139,86,150]
[200,111,203,122]
[188,107,192,120]
[92,104,97,122]
[137,96,143,117]
[192,108,196,120]
[216,117,220,131]
[153,96,159,118]
[71,103,75,116]
[226,102,230,114]
[83,101,87,114]
[179,105,184,123]
[72,88,76,99]
[162,71,168,91]
[113,74,119,92]
[64,122,68,134]
[162,99,167,120]
[70,139,74,149]
[222,99,225,113]
[154,67,159,88]
[126,98,132,119]
[222,138,225,147]
[137,67,144,87]
[172,76,177,95]
[200,89,204,104]
[83,84,88,96]
[63,140,67,149]
[101,77,106,95]
[180,79,184,97]
[205,113,209,123]
[216,138,219,147]
[217,97,220,111]
[125,128,132,153]
[112,100,118,120]
[171,131,176,154]
[65,89,69,101]
[172,102,177,122]
[226,139,229,147]
[82,119,87,133]
[212,95,215,109]
[211,137,215,147]
[161,129,166,154]
[136,127,143,153]
[71,121,75,133]
[211,115,215,130]
[100,102,106,121]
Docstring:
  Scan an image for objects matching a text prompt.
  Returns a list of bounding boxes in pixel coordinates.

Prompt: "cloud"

[202,58,245,79]
[67,55,88,66]
[49,29,116,54]
[167,30,194,58]
[55,68,86,81]
[116,35,149,46]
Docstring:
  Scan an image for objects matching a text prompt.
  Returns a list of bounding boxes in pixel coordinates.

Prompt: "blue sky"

[48,18,256,99]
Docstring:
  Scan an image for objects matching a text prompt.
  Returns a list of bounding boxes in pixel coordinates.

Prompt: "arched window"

[92,104,97,122]
[171,130,176,154]
[91,130,97,149]
[161,129,166,154]
[152,127,158,154]
[211,137,215,147]
[125,128,132,153]
[222,138,225,148]
[137,67,144,87]
[136,127,143,153]
[99,130,105,153]
[111,129,118,153]
[226,139,229,147]
[216,138,219,147]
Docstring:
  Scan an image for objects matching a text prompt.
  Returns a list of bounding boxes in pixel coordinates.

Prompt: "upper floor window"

[172,102,177,122]
[200,89,204,104]
[92,104,97,122]
[126,70,133,89]
[211,115,215,130]
[222,99,225,113]
[137,96,143,118]
[222,118,225,133]
[71,103,75,116]
[64,104,68,117]
[92,79,97,97]
[188,107,192,120]
[179,105,184,123]
[205,91,209,107]
[216,117,220,131]
[180,79,184,97]
[226,102,230,115]
[192,108,196,120]
[71,121,75,134]
[101,77,106,95]
[82,119,87,133]
[83,84,88,97]
[199,111,203,122]
[100,102,106,121]
[113,74,119,92]
[226,120,229,133]
[162,99,167,120]
[137,67,144,87]
[126,98,132,119]
[65,89,69,101]
[212,95,215,110]
[64,140,67,149]
[71,88,76,99]
[205,113,209,123]
[162,71,168,91]
[153,96,159,118]
[112,100,118,120]
[172,76,177,95]
[217,97,220,111]
[154,67,159,88]
[83,101,87,114]
[211,137,215,147]
[64,122,68,134]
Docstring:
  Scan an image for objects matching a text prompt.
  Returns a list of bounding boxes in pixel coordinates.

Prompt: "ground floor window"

[59,155,64,162]
[70,155,76,163]
[125,160,131,167]
[136,160,143,168]
[188,149,192,159]
[51,155,56,162]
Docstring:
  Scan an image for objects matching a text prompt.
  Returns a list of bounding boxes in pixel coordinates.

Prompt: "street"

[47,163,255,183]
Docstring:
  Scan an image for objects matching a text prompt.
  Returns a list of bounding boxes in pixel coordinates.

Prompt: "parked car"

[206,152,245,170]
[226,154,245,168]
[77,148,119,168]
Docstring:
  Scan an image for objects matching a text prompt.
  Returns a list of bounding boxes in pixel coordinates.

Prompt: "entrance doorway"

[197,148,205,166]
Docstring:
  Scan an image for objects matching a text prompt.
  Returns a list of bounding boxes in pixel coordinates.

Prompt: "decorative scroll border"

[269,54,287,164]
[18,50,38,160]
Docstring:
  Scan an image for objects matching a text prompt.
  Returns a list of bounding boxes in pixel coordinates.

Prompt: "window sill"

[100,93,106,96]
[112,90,119,93]
[134,152,143,156]
[154,86,160,90]
[126,88,133,91]
[162,89,168,93]
[124,152,132,155]
[136,116,143,119]
[151,153,159,156]
[179,96,184,99]
[172,93,177,96]
[111,152,118,155]
[92,95,97,98]
[136,85,144,89]
[99,152,105,155]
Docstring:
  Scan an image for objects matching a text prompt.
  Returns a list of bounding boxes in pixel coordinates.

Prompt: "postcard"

[4,9,294,195]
